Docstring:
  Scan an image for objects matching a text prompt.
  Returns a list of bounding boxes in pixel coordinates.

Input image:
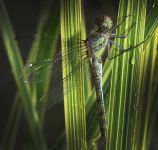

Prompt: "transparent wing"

[19,51,88,83]
[40,57,92,109]
[16,35,86,57]
[18,36,88,83]
[17,36,92,108]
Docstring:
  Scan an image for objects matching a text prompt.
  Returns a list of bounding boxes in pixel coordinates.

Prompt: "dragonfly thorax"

[86,31,109,58]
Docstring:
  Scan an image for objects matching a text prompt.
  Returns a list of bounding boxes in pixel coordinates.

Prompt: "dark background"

[0,0,157,149]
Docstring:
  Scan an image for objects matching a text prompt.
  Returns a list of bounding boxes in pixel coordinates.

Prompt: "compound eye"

[95,15,113,30]
[104,17,113,29]
[95,15,105,27]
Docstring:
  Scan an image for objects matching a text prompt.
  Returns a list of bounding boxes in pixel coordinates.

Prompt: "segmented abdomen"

[90,57,107,137]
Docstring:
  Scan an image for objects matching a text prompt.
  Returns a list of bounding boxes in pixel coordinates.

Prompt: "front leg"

[108,35,150,60]
[111,22,136,39]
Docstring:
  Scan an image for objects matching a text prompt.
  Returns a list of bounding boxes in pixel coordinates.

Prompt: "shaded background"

[0,0,157,149]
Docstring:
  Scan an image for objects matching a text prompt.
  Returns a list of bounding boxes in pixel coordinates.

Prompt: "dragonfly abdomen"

[90,57,107,137]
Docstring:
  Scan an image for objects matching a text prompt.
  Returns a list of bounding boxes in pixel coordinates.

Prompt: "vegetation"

[0,0,158,149]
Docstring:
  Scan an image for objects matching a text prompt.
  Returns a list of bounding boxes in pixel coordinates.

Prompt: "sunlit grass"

[0,0,158,149]
[60,0,87,149]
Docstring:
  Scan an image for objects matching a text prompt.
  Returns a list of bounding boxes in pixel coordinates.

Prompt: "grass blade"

[0,0,47,149]
[60,0,87,149]
[108,0,147,149]
[27,0,60,121]
[139,28,158,150]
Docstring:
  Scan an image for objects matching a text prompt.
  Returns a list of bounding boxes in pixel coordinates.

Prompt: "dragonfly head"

[95,15,113,31]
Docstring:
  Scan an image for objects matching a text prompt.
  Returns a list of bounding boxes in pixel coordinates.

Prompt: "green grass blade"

[108,0,147,149]
[145,1,158,37]
[0,0,47,149]
[27,0,60,120]
[60,0,87,149]
[107,1,158,150]
[1,0,60,148]
[139,28,158,150]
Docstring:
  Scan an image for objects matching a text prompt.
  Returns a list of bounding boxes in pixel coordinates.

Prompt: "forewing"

[18,36,87,83]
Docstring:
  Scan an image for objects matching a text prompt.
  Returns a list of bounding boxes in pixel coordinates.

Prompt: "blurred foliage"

[0,0,158,149]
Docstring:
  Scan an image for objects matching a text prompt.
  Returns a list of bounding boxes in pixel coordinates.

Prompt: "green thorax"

[86,31,109,58]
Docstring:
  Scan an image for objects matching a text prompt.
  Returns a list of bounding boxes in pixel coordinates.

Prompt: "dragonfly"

[19,15,149,139]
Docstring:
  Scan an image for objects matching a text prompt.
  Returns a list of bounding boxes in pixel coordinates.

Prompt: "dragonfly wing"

[19,43,88,83]
[19,59,55,83]
[15,36,86,54]
[17,36,91,108]
[39,57,91,108]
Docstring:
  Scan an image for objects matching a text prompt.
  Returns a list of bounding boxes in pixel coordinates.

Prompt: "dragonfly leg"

[111,22,136,38]
[110,15,131,32]
[108,39,127,51]
[108,36,150,60]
